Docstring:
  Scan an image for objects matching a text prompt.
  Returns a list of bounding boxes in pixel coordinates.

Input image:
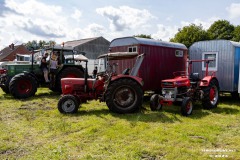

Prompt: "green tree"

[232,25,240,42]
[25,40,56,50]
[170,24,209,48]
[134,34,152,39]
[207,20,234,40]
[38,40,47,48]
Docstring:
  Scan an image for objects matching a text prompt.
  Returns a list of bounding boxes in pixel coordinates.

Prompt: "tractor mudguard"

[200,76,217,87]
[22,71,39,85]
[111,75,144,87]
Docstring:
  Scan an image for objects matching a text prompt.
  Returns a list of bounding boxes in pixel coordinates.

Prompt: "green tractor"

[0,45,87,99]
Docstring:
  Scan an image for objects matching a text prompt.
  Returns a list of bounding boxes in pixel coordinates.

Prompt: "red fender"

[111,74,144,87]
[200,76,217,87]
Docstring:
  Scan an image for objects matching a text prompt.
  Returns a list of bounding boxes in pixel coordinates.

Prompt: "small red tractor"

[150,59,219,116]
[57,52,145,114]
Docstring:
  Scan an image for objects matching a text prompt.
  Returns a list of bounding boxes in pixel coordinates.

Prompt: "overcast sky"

[0,0,240,49]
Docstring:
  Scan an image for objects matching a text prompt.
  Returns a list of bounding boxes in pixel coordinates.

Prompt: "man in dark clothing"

[92,66,98,78]
[40,52,50,82]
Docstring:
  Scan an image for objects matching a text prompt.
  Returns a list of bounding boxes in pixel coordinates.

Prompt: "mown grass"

[0,88,239,159]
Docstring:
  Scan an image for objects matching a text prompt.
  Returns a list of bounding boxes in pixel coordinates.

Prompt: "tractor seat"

[189,73,200,82]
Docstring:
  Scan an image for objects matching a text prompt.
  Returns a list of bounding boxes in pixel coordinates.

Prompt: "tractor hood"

[162,77,190,88]
[97,52,138,60]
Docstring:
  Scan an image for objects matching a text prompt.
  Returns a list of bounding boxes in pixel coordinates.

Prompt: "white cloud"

[152,24,178,41]
[181,17,220,30]
[96,6,155,32]
[0,0,73,49]
[226,3,240,19]
[69,23,107,40]
[152,17,222,41]
[71,8,82,21]
[5,0,62,19]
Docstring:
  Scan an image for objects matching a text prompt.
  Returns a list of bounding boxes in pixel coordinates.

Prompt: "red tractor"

[57,52,145,114]
[150,59,219,116]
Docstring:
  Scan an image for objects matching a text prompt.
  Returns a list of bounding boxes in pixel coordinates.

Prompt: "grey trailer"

[189,40,240,97]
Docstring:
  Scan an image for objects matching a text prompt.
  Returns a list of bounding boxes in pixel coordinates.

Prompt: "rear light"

[0,69,7,74]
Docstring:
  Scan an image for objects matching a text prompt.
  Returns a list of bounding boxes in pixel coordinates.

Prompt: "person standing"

[40,52,50,83]
[92,66,98,78]
[49,52,59,86]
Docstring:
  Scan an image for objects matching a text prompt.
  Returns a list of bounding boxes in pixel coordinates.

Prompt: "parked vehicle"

[189,40,240,98]
[108,37,187,92]
[0,45,86,99]
[150,59,220,116]
[57,52,145,114]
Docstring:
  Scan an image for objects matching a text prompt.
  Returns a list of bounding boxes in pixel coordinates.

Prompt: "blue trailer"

[189,40,240,97]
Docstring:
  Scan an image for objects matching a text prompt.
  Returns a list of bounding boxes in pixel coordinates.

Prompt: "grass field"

[0,88,239,160]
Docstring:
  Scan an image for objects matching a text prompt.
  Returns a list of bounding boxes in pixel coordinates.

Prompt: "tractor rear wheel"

[53,67,84,92]
[150,94,162,111]
[58,95,79,114]
[181,97,193,116]
[105,79,143,113]
[202,79,219,109]
[9,73,37,99]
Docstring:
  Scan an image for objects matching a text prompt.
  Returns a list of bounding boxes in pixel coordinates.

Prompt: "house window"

[128,46,137,52]
[202,52,218,71]
[175,50,183,57]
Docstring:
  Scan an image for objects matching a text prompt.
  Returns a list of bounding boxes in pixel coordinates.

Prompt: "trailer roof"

[97,52,138,60]
[190,40,240,48]
[110,37,187,50]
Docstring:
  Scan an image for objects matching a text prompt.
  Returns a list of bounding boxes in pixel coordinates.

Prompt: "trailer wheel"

[105,79,143,113]
[58,95,79,114]
[150,94,162,111]
[54,67,84,92]
[9,73,37,99]
[202,79,219,109]
[181,97,193,116]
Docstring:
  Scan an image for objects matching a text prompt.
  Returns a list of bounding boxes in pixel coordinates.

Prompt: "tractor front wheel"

[105,79,143,114]
[9,73,37,99]
[181,97,193,116]
[150,94,162,111]
[58,95,80,114]
[0,76,12,94]
[202,79,219,109]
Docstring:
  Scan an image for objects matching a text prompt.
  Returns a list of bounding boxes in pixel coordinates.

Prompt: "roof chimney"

[9,43,14,50]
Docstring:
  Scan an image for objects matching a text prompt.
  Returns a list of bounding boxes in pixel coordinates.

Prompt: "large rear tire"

[9,73,38,99]
[150,94,162,111]
[58,95,79,114]
[202,79,219,109]
[105,79,143,114]
[53,67,84,92]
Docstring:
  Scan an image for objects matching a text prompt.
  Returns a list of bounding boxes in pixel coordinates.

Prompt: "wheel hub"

[210,86,218,105]
[114,88,135,108]
[63,100,75,112]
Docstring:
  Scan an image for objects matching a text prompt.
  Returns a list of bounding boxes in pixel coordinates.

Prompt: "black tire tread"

[58,94,79,114]
[150,94,162,111]
[9,73,38,99]
[202,79,219,109]
[105,79,143,114]
[181,97,193,116]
